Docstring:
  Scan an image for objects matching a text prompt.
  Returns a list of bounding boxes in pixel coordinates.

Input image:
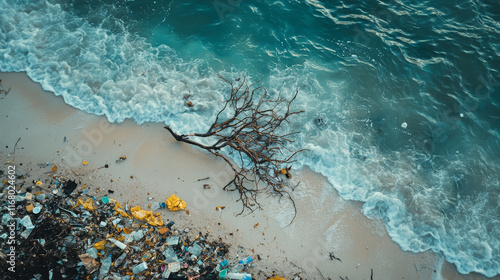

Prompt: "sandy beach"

[0,71,495,280]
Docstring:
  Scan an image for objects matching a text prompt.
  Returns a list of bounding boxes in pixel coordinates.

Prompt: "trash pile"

[0,171,267,280]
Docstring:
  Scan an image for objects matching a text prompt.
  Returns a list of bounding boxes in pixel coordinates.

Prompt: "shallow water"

[1,0,499,276]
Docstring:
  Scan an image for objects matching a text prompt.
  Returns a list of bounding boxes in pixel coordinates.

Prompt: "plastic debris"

[132,262,148,274]
[114,252,127,267]
[83,160,89,165]
[268,277,287,280]
[227,272,252,280]
[86,247,98,259]
[0,166,233,280]
[93,240,107,250]
[26,204,34,213]
[166,221,175,229]
[73,198,96,211]
[158,227,169,234]
[238,256,253,264]
[79,253,99,274]
[165,194,187,211]
[63,180,78,195]
[20,216,35,230]
[109,238,127,250]
[219,269,229,279]
[168,262,181,273]
[32,205,43,214]
[189,242,203,256]
[165,236,180,245]
[101,196,110,204]
[163,247,179,262]
[131,229,145,241]
[130,206,164,226]
[98,254,112,279]
[116,156,127,163]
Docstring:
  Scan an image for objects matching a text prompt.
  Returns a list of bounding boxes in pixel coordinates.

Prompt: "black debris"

[63,179,78,195]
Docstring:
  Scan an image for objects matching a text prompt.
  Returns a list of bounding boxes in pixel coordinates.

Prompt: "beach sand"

[0,71,494,280]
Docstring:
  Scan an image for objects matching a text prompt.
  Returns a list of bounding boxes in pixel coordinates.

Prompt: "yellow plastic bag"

[73,198,96,211]
[130,206,164,226]
[112,201,131,218]
[131,206,150,220]
[268,277,286,280]
[146,213,164,227]
[93,240,107,250]
[115,210,130,219]
[165,195,187,211]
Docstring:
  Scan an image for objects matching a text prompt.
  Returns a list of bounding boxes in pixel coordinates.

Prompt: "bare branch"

[165,76,306,224]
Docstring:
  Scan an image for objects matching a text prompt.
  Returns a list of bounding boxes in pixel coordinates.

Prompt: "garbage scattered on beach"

[0,161,312,280]
[116,156,127,163]
[0,171,243,279]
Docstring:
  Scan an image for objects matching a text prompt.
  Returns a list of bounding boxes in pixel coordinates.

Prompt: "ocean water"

[1,0,499,277]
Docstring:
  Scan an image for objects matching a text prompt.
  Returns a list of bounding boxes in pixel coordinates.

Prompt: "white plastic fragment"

[109,238,127,250]
[20,215,35,230]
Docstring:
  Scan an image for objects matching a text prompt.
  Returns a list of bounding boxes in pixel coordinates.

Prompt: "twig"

[315,266,326,280]
[290,262,304,272]
[197,177,210,181]
[13,137,21,154]
[371,268,374,280]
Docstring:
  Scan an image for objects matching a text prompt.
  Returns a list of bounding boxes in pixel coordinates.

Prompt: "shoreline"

[0,71,493,279]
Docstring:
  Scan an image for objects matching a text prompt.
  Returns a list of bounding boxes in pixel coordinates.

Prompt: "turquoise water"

[1,0,499,276]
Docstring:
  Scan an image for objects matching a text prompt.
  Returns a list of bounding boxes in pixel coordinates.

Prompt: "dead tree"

[164,75,305,223]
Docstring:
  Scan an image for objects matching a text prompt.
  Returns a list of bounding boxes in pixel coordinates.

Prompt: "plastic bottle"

[109,238,127,250]
[238,256,253,265]
[227,272,252,280]
[114,252,127,267]
[98,255,112,279]
[132,262,148,274]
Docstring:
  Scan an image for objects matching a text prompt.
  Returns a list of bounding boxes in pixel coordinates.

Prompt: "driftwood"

[165,75,305,223]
